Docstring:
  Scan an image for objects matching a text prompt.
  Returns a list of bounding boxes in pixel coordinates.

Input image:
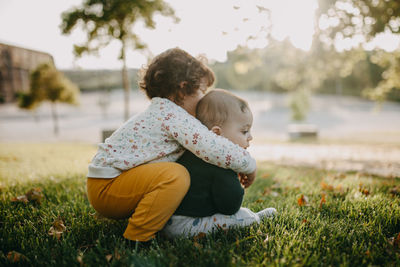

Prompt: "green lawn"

[0,143,399,266]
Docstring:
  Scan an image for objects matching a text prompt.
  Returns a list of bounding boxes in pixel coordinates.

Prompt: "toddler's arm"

[164,108,256,174]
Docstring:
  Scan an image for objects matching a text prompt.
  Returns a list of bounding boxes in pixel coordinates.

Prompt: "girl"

[86,48,257,242]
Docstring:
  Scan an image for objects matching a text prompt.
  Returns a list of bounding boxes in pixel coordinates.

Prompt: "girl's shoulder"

[150,97,190,117]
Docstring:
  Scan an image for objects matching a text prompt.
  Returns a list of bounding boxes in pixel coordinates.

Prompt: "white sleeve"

[163,106,256,174]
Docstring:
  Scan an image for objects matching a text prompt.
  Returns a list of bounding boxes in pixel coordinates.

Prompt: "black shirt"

[174,151,244,217]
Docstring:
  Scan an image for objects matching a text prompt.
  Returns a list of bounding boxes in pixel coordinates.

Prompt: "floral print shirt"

[87,97,256,178]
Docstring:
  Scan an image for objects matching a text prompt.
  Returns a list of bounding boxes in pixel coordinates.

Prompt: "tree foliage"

[19,63,80,135]
[315,0,400,102]
[316,0,400,40]
[60,0,177,121]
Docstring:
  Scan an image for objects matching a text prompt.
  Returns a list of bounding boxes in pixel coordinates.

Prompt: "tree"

[60,0,177,121]
[315,0,400,102]
[19,63,80,136]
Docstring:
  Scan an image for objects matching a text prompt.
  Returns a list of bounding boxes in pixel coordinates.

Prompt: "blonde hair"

[196,89,249,129]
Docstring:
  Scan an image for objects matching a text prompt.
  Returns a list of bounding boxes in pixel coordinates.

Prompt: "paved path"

[1,90,400,177]
[248,143,400,178]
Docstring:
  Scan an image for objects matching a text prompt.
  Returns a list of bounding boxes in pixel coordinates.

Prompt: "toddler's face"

[220,109,253,149]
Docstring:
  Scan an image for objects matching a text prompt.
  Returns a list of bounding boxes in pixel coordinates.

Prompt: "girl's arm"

[164,105,256,174]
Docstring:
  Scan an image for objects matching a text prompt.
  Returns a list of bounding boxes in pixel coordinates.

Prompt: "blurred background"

[0,0,399,177]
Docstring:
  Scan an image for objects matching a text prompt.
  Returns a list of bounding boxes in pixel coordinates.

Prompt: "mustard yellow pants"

[87,162,190,241]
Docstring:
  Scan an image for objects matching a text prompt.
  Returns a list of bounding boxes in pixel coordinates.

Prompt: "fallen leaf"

[335,184,343,192]
[394,233,400,249]
[7,251,27,262]
[297,194,309,206]
[359,185,370,196]
[105,254,112,262]
[388,233,400,250]
[11,187,43,204]
[77,253,84,266]
[193,241,202,248]
[389,186,400,197]
[193,232,206,242]
[114,248,121,260]
[48,218,67,240]
[319,193,327,209]
[321,182,334,191]
[262,187,270,196]
[25,187,43,204]
[11,195,29,204]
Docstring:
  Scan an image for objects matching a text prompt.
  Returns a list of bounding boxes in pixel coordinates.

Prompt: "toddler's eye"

[241,131,248,135]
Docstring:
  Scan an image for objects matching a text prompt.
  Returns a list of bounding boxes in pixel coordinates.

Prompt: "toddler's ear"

[211,126,222,136]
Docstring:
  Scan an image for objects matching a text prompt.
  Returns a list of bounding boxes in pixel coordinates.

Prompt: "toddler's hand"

[239,170,256,188]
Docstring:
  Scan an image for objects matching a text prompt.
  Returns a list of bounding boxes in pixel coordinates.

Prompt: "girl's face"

[179,78,208,116]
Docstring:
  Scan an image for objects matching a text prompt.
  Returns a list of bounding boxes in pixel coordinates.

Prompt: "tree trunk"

[50,102,59,136]
[121,40,131,121]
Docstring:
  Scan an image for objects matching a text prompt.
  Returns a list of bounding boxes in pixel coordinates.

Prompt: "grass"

[0,143,399,266]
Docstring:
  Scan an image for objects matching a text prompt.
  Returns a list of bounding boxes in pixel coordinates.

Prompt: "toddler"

[163,89,276,238]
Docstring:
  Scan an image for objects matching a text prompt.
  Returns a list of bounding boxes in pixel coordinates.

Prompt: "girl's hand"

[239,170,256,188]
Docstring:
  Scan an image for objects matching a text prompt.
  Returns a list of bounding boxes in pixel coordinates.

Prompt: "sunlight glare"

[262,0,318,51]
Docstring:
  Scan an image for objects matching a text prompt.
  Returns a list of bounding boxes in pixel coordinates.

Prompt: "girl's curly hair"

[139,48,215,104]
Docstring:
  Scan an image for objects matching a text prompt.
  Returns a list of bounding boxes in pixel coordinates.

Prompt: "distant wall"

[0,43,54,103]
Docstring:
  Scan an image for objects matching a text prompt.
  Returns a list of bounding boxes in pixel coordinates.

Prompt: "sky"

[0,0,398,70]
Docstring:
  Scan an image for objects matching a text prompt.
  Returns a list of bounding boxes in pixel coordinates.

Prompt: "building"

[0,43,54,103]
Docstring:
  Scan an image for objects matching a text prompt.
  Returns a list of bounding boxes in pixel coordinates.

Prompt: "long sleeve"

[88,97,256,178]
[163,103,256,174]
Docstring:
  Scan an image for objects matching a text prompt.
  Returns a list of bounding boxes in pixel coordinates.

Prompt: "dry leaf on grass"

[321,182,334,191]
[25,188,43,204]
[359,184,370,196]
[388,233,400,249]
[7,251,28,262]
[193,232,206,242]
[11,195,29,204]
[48,218,67,240]
[77,253,84,266]
[105,254,113,262]
[389,186,400,197]
[319,193,327,209]
[297,194,309,206]
[11,187,43,204]
[302,219,309,224]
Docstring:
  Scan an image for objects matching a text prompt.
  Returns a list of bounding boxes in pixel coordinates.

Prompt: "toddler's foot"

[256,208,277,220]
